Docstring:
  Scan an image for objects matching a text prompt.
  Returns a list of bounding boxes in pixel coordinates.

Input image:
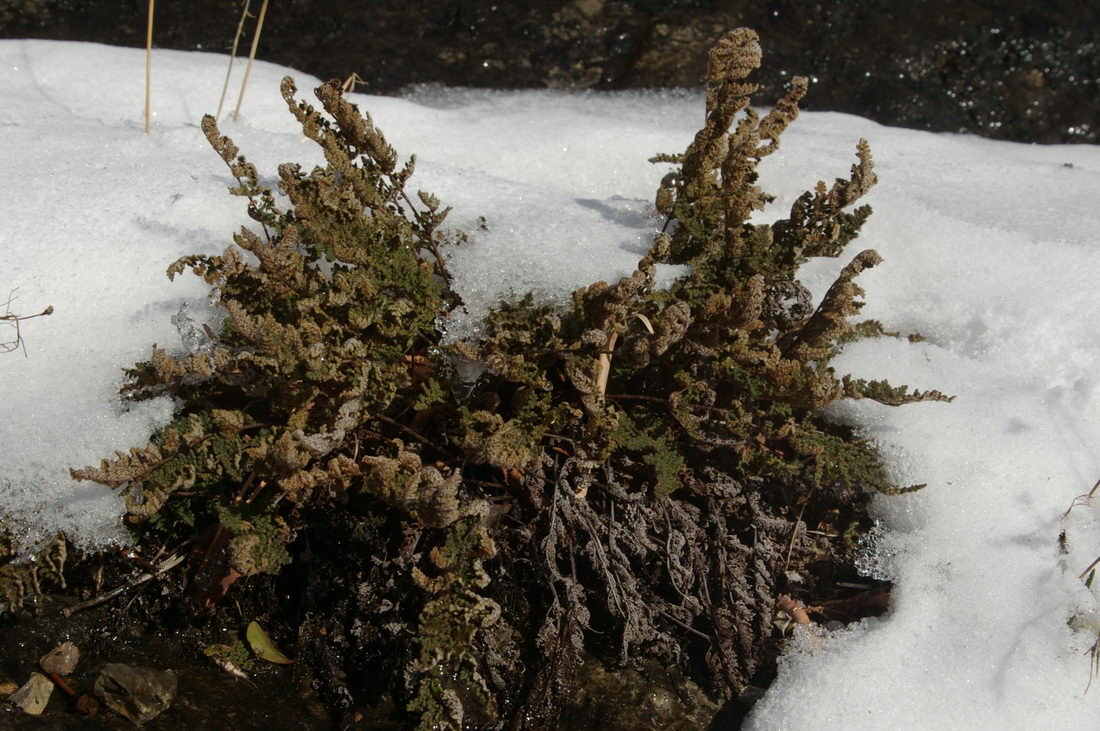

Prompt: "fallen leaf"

[246,621,296,664]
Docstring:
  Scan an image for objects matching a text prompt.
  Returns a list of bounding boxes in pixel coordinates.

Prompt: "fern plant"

[71,28,948,729]
[453,28,950,721]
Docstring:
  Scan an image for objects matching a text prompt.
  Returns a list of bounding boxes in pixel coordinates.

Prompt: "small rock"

[40,641,81,675]
[75,693,101,717]
[9,673,54,715]
[0,680,19,696]
[94,663,178,724]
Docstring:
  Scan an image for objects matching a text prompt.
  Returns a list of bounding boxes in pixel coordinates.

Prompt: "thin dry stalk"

[776,595,812,625]
[1081,555,1100,583]
[1085,626,1100,693]
[232,0,269,122]
[1059,477,1100,583]
[595,331,618,398]
[216,0,253,120]
[1,290,54,355]
[1062,477,1100,521]
[595,314,652,398]
[61,552,185,617]
[341,72,366,93]
[145,0,154,134]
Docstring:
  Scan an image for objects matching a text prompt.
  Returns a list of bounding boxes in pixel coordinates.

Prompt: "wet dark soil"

[2,0,1097,144]
[0,524,889,728]
[0,592,331,729]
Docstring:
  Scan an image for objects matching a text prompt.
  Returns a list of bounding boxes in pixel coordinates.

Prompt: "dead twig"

[1081,555,1100,583]
[776,594,812,625]
[1,290,54,355]
[216,0,253,120]
[374,413,459,458]
[341,72,366,93]
[596,314,654,398]
[1088,635,1100,693]
[61,552,185,617]
[1059,477,1100,583]
[232,0,269,121]
[48,673,76,697]
[782,501,809,572]
[656,606,711,641]
[595,330,619,400]
[1062,477,1100,521]
[145,0,154,133]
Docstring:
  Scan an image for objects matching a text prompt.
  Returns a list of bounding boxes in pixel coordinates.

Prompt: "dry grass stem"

[1,290,54,355]
[595,331,619,398]
[144,0,154,134]
[216,0,252,120]
[596,315,652,398]
[776,595,812,625]
[60,552,185,617]
[232,0,269,122]
[341,72,366,93]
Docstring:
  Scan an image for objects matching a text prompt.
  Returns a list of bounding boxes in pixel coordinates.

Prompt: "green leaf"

[246,621,295,664]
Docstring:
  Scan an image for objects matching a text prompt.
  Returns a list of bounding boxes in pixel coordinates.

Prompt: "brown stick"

[216,0,252,120]
[595,331,619,398]
[49,673,76,697]
[144,0,154,134]
[61,553,185,617]
[374,413,459,458]
[656,606,711,641]
[595,315,651,398]
[232,0,269,122]
[1,291,54,355]
[777,594,812,625]
[1080,554,1100,582]
[341,72,365,93]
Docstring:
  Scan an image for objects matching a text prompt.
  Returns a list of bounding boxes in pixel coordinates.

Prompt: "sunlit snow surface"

[4,40,1100,728]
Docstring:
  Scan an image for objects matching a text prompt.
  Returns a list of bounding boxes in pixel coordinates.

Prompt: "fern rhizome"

[71,28,948,728]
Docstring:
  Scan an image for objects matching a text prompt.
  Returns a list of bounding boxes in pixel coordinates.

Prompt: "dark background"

[2,0,1098,144]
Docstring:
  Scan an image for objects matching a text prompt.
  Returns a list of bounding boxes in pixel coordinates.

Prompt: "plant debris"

[246,621,295,665]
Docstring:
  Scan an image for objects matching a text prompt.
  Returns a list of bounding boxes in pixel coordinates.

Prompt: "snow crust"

[3,39,1100,727]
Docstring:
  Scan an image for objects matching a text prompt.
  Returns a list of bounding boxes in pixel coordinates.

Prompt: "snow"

[3,39,1100,727]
